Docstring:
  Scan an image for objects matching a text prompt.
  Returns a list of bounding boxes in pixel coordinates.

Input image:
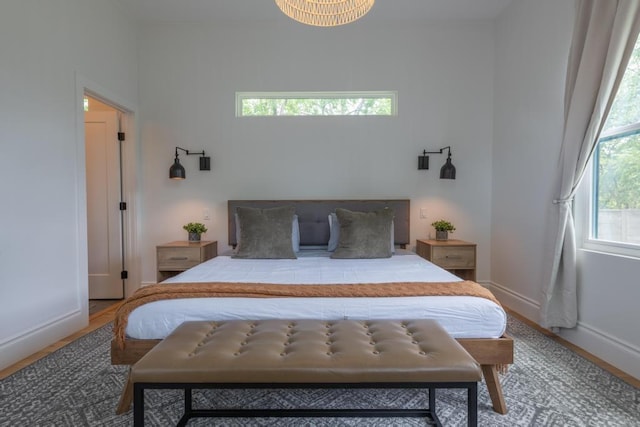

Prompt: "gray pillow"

[331,208,394,259]
[233,206,297,259]
[327,212,340,251]
[328,212,395,253]
[236,213,300,252]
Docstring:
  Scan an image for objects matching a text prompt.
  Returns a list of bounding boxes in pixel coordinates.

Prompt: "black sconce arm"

[175,146,206,158]
[175,146,210,171]
[421,146,452,157]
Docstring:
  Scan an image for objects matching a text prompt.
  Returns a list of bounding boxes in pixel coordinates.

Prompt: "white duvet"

[126,252,507,339]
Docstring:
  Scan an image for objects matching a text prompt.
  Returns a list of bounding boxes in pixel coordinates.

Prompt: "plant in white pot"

[183,222,208,242]
[431,219,455,241]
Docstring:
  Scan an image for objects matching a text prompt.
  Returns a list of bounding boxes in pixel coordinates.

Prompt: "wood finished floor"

[1,303,638,389]
[89,299,122,316]
[0,301,122,380]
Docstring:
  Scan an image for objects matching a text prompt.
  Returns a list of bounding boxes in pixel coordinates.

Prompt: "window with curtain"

[587,36,640,250]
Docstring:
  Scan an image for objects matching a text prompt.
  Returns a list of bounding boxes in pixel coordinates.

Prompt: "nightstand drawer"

[430,246,475,269]
[157,247,202,270]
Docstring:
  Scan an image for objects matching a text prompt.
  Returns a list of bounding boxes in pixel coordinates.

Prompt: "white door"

[85,111,123,299]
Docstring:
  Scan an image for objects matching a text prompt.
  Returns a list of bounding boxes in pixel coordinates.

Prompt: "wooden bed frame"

[111,199,513,415]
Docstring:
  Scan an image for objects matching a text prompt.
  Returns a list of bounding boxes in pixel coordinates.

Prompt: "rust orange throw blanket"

[113,281,500,348]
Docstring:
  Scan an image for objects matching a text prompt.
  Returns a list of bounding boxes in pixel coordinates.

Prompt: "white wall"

[0,0,138,369]
[492,0,640,380]
[491,0,572,315]
[137,21,496,284]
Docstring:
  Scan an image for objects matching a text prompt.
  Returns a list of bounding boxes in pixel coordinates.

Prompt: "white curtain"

[541,0,640,329]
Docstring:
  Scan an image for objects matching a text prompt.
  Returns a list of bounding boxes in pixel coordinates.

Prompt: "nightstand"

[416,239,476,281]
[156,241,217,282]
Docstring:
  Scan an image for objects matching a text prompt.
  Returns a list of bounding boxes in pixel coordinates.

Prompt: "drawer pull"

[169,257,189,260]
[445,255,462,259]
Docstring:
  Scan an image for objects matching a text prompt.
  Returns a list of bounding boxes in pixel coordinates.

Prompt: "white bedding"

[126,252,507,339]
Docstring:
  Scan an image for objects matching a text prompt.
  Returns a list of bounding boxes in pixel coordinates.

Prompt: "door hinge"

[119,202,127,211]
[117,132,125,141]
[121,270,128,280]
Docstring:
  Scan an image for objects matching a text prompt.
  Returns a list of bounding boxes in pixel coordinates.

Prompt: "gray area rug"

[1,316,639,426]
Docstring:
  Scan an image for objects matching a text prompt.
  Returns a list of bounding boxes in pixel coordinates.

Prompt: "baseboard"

[484,280,541,321]
[0,309,87,371]
[558,320,640,381]
[487,280,640,382]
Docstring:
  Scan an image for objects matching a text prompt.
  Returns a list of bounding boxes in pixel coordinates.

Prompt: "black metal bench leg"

[468,383,478,427]
[133,384,144,427]
[177,387,193,427]
[429,386,436,411]
[185,387,192,413]
[428,387,443,426]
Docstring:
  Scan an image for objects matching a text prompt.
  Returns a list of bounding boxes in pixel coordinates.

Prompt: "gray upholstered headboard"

[228,199,410,248]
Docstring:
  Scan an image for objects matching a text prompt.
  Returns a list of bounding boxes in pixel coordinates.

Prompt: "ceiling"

[117,0,514,24]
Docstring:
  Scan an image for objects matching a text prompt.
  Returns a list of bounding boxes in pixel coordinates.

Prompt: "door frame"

[75,74,140,311]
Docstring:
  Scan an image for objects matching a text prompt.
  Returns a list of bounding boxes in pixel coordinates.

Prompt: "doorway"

[84,95,125,302]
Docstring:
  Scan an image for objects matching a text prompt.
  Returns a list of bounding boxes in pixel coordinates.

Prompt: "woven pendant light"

[275,0,375,27]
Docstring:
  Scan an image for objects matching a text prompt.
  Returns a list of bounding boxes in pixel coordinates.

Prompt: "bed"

[111,199,513,414]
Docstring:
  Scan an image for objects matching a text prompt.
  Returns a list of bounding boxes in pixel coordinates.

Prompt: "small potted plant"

[431,219,455,241]
[183,222,208,242]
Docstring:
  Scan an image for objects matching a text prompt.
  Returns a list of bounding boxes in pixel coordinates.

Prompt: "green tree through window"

[593,36,640,244]
[237,92,397,117]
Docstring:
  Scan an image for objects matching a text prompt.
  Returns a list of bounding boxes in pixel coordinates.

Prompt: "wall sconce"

[169,146,210,180]
[418,146,456,180]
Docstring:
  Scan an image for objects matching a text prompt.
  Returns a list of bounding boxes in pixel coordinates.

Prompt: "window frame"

[578,125,640,259]
[235,91,398,117]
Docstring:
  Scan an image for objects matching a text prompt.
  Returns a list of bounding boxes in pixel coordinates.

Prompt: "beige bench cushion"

[131,319,482,384]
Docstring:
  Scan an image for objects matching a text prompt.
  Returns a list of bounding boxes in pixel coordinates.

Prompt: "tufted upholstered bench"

[131,319,482,426]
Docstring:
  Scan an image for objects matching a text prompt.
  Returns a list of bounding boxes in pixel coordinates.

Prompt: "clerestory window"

[236,91,397,117]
